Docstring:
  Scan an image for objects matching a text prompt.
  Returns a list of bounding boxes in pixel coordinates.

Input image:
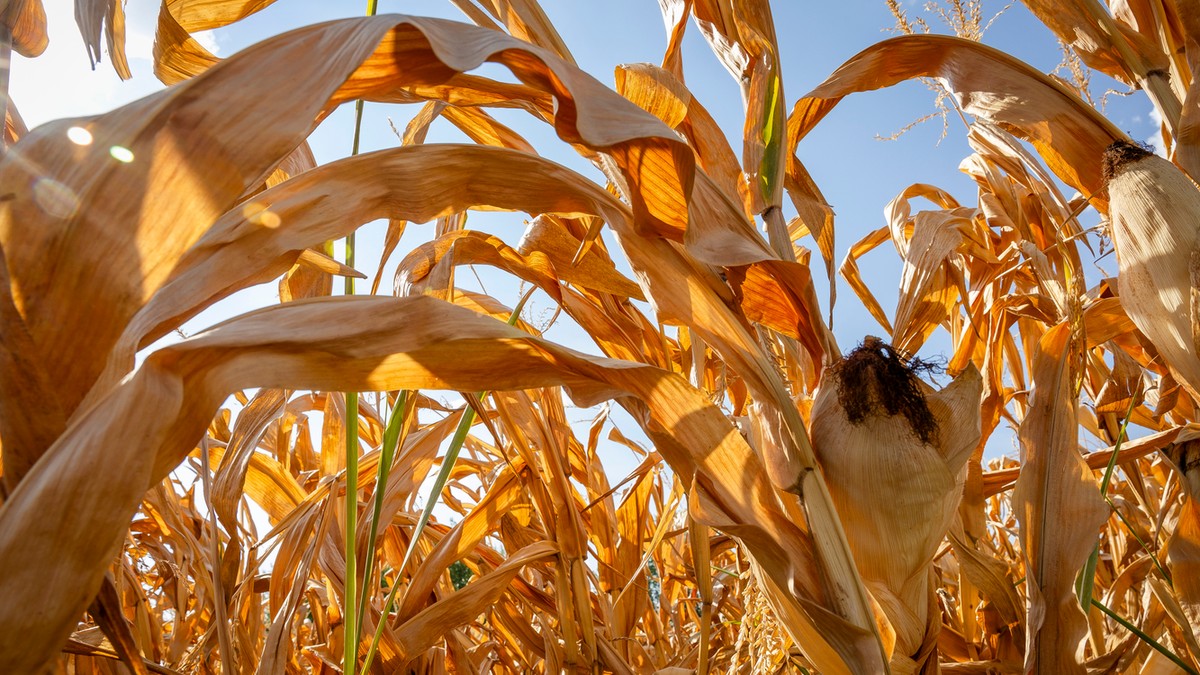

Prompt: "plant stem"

[343,392,359,675]
[360,289,535,674]
[0,25,11,156]
[355,391,412,640]
[342,5,377,668]
[1091,598,1198,675]
[199,437,235,675]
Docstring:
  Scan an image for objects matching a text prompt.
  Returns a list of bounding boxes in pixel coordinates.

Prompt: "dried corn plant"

[2,0,1200,673]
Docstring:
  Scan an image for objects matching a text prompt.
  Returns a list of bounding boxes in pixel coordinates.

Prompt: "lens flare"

[109,146,135,163]
[66,127,93,146]
[242,201,282,228]
[32,179,80,219]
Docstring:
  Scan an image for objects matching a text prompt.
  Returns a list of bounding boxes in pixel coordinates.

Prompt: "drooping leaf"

[788,34,1126,212]
[1012,323,1108,673]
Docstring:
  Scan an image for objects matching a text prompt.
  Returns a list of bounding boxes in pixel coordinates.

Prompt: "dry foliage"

[1,0,1200,673]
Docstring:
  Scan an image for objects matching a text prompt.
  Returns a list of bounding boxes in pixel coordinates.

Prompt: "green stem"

[1091,598,1198,675]
[343,393,359,675]
[360,290,535,674]
[355,391,412,641]
[342,4,377,668]
[343,103,361,673]
[1079,397,1136,611]
[1080,397,1172,617]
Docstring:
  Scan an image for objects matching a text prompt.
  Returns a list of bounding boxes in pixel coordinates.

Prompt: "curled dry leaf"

[154,0,283,84]
[11,3,1196,673]
[75,0,130,78]
[1162,439,1200,650]
[2,0,47,57]
[789,34,1126,212]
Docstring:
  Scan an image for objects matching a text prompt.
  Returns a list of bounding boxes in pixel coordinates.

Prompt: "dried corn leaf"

[75,0,130,78]
[0,294,848,672]
[1012,323,1108,673]
[788,34,1125,212]
[2,0,47,57]
[389,541,559,665]
[1020,0,1170,84]
[1162,440,1200,649]
[1,13,693,473]
[154,0,288,85]
[689,0,783,212]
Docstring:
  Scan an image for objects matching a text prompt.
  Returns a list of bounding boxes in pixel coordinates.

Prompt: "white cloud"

[192,30,221,57]
[1146,105,1167,157]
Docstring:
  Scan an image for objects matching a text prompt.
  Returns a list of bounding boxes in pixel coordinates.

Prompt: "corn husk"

[811,338,982,673]
[1105,141,1200,400]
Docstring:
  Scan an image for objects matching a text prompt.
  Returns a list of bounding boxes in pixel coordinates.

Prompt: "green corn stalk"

[343,3,378,672]
[360,288,536,674]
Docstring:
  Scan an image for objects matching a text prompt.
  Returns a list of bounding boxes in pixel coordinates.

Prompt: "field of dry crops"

[3,0,1200,673]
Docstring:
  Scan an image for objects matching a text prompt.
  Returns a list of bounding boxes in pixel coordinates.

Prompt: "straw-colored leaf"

[2,13,690,476]
[2,0,47,57]
[10,3,1200,673]
[75,0,130,78]
[1019,0,1170,85]
[0,294,849,672]
[789,34,1126,211]
[1163,440,1200,650]
[1012,323,1109,673]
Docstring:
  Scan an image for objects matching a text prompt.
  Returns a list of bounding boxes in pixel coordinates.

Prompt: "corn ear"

[810,338,982,672]
[1105,141,1200,399]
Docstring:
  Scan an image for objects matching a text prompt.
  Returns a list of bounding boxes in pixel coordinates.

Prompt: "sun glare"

[109,145,135,163]
[242,201,282,228]
[66,126,93,146]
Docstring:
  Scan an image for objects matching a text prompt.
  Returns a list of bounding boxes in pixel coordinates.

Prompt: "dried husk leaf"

[890,208,971,355]
[257,499,331,674]
[4,97,27,146]
[1020,0,1170,85]
[689,0,784,213]
[169,0,277,31]
[1161,439,1200,649]
[811,339,982,669]
[75,0,130,78]
[390,541,559,666]
[1105,141,1200,402]
[154,0,286,84]
[640,64,748,213]
[1,12,690,479]
[451,0,575,64]
[785,154,837,301]
[0,12,893,672]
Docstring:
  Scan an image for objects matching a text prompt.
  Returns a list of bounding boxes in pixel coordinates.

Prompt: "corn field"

[3,0,1200,673]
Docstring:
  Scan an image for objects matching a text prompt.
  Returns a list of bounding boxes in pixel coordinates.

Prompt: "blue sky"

[12,1,1161,462]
